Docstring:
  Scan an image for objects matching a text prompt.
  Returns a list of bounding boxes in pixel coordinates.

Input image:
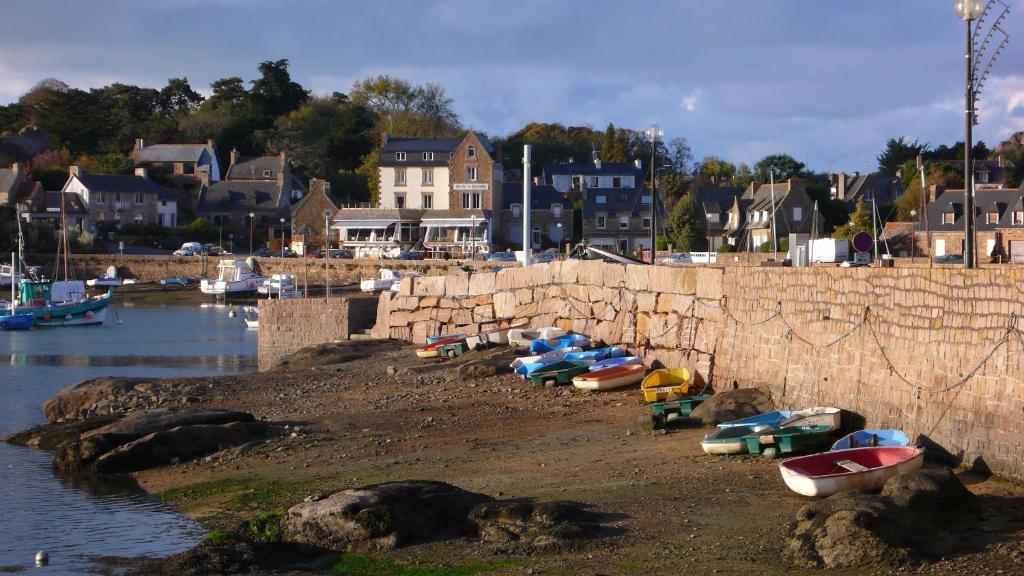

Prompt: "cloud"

[680,91,699,112]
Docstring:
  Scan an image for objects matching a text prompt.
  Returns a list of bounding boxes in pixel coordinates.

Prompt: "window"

[422,169,433,185]
[161,201,167,207]
[471,193,481,209]
[396,152,407,161]
[115,193,122,204]
[642,217,651,229]
[596,215,607,229]
[423,152,434,161]
[465,166,477,181]
[531,227,541,247]
[551,204,562,218]
[1014,211,1024,225]
[422,194,433,209]
[467,146,476,158]
[395,168,406,186]
[707,212,720,224]
[747,211,753,221]
[395,194,405,209]
[589,176,598,187]
[99,192,106,203]
[793,206,803,221]
[262,169,272,178]
[462,193,471,209]
[619,216,629,230]
[596,194,607,204]
[987,212,999,224]
[511,204,521,218]
[612,177,622,188]
[943,212,955,224]
[977,169,989,184]
[641,194,651,204]
[135,191,144,204]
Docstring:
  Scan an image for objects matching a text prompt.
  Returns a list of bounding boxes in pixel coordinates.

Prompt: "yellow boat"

[641,368,701,403]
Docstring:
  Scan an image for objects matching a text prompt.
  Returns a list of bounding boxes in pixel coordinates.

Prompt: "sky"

[0,0,1022,172]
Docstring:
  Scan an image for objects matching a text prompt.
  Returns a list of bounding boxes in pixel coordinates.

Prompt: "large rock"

[94,421,269,473]
[43,377,157,422]
[281,481,493,551]
[4,415,118,449]
[272,339,399,371]
[785,469,977,569]
[689,387,773,425]
[81,408,254,440]
[469,499,603,550]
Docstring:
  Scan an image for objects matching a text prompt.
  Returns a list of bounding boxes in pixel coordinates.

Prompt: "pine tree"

[665,193,708,251]
[833,198,874,239]
[600,123,628,163]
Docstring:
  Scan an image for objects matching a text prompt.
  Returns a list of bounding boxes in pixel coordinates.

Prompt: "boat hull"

[641,368,696,403]
[528,334,591,355]
[779,446,925,497]
[589,356,643,371]
[200,278,262,296]
[0,313,34,331]
[572,364,645,390]
[717,410,796,429]
[19,291,112,327]
[781,407,842,429]
[831,429,911,451]
[743,425,835,456]
[508,327,566,349]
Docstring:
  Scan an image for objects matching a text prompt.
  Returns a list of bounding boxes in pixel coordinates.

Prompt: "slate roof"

[501,183,571,210]
[44,191,89,214]
[695,186,744,231]
[332,208,425,222]
[582,187,653,219]
[919,188,1024,232]
[225,155,285,181]
[840,173,903,204]
[75,173,174,201]
[0,167,19,197]
[137,143,211,164]
[199,180,285,212]
[382,138,462,154]
[543,161,645,182]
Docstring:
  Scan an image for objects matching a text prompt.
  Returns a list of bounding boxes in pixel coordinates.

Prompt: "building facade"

[500,182,574,251]
[290,179,339,254]
[725,179,824,251]
[58,166,176,230]
[916,185,1024,262]
[196,150,302,241]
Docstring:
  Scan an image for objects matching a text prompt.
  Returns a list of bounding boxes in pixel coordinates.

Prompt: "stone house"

[694,186,744,251]
[724,179,824,251]
[916,185,1024,262]
[21,190,91,231]
[500,182,574,251]
[58,166,176,230]
[0,162,42,207]
[132,138,221,216]
[290,179,339,253]
[831,171,903,206]
[196,150,302,241]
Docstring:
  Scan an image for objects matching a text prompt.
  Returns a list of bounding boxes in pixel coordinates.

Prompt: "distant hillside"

[993,131,1024,160]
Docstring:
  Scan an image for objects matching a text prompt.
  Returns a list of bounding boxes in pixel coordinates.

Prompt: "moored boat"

[159,277,197,286]
[87,266,122,287]
[512,347,585,375]
[641,368,700,403]
[717,410,796,429]
[831,429,910,451]
[743,425,835,457]
[200,259,264,297]
[572,364,646,391]
[702,424,774,455]
[779,446,925,497]
[15,281,113,326]
[0,312,34,331]
[781,407,842,429]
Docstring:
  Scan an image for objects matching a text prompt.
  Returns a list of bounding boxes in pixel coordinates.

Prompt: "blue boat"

[562,347,625,362]
[0,312,34,331]
[426,333,466,345]
[159,277,197,286]
[831,429,910,451]
[528,333,591,354]
[589,356,642,371]
[716,410,796,429]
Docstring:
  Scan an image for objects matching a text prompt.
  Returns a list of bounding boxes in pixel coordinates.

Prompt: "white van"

[173,242,204,256]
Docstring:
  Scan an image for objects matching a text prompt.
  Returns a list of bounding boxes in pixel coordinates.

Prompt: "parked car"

[282,247,298,258]
[305,250,324,259]
[173,241,204,256]
[396,251,425,261]
[659,253,693,264]
[328,249,354,259]
[487,251,518,262]
[933,254,964,265]
[532,252,556,263]
[203,244,223,256]
[252,247,273,257]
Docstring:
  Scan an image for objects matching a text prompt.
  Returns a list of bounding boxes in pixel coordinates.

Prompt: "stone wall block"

[468,272,496,296]
[559,259,580,283]
[493,291,517,319]
[413,276,446,297]
[445,274,470,297]
[625,264,650,291]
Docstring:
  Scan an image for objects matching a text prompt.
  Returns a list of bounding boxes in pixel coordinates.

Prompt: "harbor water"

[0,303,257,574]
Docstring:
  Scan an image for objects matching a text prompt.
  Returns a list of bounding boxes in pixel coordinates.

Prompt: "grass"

[157,477,306,510]
[200,529,241,544]
[331,555,518,576]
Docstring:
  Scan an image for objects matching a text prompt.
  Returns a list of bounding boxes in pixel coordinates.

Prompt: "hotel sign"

[453,183,489,191]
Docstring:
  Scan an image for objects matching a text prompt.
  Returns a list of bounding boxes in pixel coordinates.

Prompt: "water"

[0,304,257,574]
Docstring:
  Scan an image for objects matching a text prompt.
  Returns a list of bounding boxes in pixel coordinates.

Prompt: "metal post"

[872,193,879,263]
[964,18,975,268]
[918,154,931,266]
[324,211,331,298]
[248,212,254,255]
[650,140,657,264]
[471,215,477,259]
[769,168,778,258]
[523,145,532,266]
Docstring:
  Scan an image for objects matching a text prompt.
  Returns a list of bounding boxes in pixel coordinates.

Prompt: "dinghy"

[779,446,925,497]
[528,360,592,387]
[562,347,625,362]
[641,368,700,403]
[588,356,643,372]
[87,266,122,287]
[415,337,465,358]
[649,395,713,429]
[702,424,774,455]
[572,364,646,391]
[464,320,528,350]
[511,346,584,371]
[831,429,910,451]
[427,333,466,345]
[508,327,566,349]
[781,407,842,429]
[517,353,594,377]
[717,410,796,429]
[513,346,616,377]
[528,333,591,354]
[159,277,197,286]
[0,312,33,331]
[742,425,835,458]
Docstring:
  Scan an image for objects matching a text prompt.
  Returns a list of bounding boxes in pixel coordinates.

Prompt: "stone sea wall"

[375,261,1024,479]
[257,296,378,371]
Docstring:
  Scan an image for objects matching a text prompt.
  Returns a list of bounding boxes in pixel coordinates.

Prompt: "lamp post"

[956,0,984,268]
[470,214,477,259]
[557,222,564,258]
[279,217,286,257]
[324,209,333,298]
[248,212,255,255]
[644,124,663,263]
[769,166,778,259]
[910,209,918,263]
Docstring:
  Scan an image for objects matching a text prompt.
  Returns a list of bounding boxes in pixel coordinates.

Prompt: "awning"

[420,218,485,227]
[332,219,396,229]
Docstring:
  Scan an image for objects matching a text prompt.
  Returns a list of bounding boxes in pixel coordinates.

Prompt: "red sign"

[852,232,873,253]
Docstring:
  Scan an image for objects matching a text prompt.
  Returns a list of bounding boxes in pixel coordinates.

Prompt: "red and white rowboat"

[779,446,924,497]
[572,364,646,391]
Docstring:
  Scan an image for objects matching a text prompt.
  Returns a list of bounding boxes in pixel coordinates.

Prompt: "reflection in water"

[0,305,256,574]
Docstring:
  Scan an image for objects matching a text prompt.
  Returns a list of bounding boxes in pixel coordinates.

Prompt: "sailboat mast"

[60,192,69,281]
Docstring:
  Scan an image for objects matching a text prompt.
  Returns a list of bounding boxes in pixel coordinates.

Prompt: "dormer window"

[396,152,407,161]
[1015,211,1024,225]
[467,146,476,158]
[977,168,989,183]
[263,169,272,178]
[423,152,434,161]
[612,177,622,188]
[943,212,954,225]
[986,212,999,224]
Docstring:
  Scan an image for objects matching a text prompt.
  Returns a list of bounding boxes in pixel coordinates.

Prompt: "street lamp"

[956,0,984,268]
[279,217,286,257]
[644,123,663,264]
[248,212,255,255]
[324,209,333,298]
[470,214,477,259]
[910,209,918,263]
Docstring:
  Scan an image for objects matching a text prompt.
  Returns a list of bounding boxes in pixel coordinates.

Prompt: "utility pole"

[523,145,532,266]
[964,16,976,268]
[769,167,778,259]
[324,210,332,298]
[645,125,663,263]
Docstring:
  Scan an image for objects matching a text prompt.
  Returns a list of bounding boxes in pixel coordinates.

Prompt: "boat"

[507,327,567,349]
[562,347,626,363]
[0,312,33,331]
[641,368,701,403]
[87,266,122,287]
[649,395,713,429]
[361,268,414,292]
[464,320,528,349]
[588,355,643,372]
[717,411,797,429]
[388,271,424,292]
[242,305,259,329]
[415,337,465,358]
[200,259,265,297]
[528,360,592,387]
[15,280,113,326]
[742,425,835,458]
[512,346,584,373]
[701,424,775,455]
[779,446,925,497]
[528,333,591,354]
[258,273,296,295]
[159,277,197,286]
[572,364,646,391]
[781,407,842,429]
[427,333,466,345]
[831,429,911,451]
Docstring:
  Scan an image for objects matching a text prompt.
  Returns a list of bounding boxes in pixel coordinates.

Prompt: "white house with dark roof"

[54,166,176,229]
[132,138,221,182]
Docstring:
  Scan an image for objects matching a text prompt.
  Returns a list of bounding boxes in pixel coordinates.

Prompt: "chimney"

[381,132,390,147]
[929,184,944,203]
[837,171,847,200]
[593,150,601,170]
[134,167,148,179]
[310,178,330,196]
[206,138,215,150]
[11,162,21,176]
[69,165,81,178]
[634,158,642,170]
[135,138,144,151]
[229,148,239,167]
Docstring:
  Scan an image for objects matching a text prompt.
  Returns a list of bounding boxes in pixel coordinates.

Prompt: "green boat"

[742,425,835,458]
[16,280,114,327]
[649,395,712,429]
[528,360,591,387]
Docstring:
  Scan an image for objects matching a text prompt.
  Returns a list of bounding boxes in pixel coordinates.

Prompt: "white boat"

[87,266,122,287]
[258,273,297,296]
[242,305,259,329]
[507,327,567,349]
[200,259,265,296]
[572,364,646,391]
[701,424,774,455]
[510,346,583,370]
[464,321,529,349]
[780,407,842,429]
[778,446,925,497]
[361,269,409,292]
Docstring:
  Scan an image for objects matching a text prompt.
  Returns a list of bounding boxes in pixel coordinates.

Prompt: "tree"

[496,122,600,177]
[599,123,628,163]
[350,74,460,138]
[665,192,707,251]
[697,156,736,185]
[833,198,874,240]
[754,154,805,181]
[208,77,249,108]
[249,59,309,121]
[877,137,926,176]
[667,137,693,175]
[894,162,964,220]
[158,77,203,117]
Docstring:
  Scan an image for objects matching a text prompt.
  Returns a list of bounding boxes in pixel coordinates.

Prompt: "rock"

[94,421,270,473]
[43,377,158,422]
[3,415,119,449]
[469,499,603,550]
[785,469,975,569]
[273,339,399,371]
[689,387,773,425]
[81,408,254,440]
[281,480,493,551]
